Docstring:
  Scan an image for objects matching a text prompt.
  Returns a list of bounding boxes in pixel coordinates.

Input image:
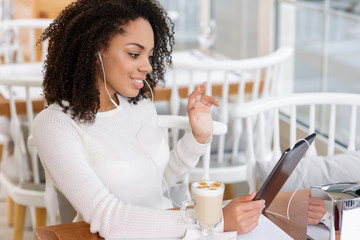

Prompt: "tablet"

[254,133,316,209]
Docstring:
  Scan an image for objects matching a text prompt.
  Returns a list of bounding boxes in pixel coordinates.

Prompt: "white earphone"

[97,51,120,108]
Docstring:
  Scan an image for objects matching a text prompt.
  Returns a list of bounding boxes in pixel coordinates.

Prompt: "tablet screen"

[254,133,316,209]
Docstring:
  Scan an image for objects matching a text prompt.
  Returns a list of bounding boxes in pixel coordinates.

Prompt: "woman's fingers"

[231,192,257,202]
[187,82,220,111]
[308,207,326,225]
[309,197,325,207]
[223,198,263,234]
[229,192,264,213]
[238,200,265,214]
[188,82,206,99]
[236,213,260,234]
[307,197,326,225]
[198,95,219,108]
[187,86,203,110]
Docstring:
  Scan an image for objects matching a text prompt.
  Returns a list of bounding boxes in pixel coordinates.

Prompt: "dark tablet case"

[254,132,317,209]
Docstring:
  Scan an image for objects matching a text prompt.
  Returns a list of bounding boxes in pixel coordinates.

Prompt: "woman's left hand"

[308,197,327,225]
[187,82,219,144]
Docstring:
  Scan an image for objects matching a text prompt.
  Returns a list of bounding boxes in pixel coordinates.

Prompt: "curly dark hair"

[40,0,174,123]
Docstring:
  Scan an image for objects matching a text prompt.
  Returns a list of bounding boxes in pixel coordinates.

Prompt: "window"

[159,0,262,58]
[276,0,360,148]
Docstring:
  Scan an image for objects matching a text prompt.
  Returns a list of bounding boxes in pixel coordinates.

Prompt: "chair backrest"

[0,76,44,184]
[168,47,293,114]
[0,18,52,63]
[157,115,227,180]
[234,92,360,192]
[166,47,293,165]
[0,0,12,21]
[157,115,227,205]
[0,132,10,164]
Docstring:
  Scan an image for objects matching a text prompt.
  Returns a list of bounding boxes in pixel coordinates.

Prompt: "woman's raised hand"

[187,82,219,144]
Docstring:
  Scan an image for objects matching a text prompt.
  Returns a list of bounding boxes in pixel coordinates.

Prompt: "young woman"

[33,0,264,238]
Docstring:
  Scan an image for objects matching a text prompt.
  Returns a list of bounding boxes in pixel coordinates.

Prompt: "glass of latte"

[181,180,225,239]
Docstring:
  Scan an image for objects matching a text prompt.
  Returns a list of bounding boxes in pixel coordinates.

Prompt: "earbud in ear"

[97,51,103,62]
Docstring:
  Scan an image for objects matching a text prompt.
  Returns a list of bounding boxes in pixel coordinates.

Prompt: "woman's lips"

[131,78,144,89]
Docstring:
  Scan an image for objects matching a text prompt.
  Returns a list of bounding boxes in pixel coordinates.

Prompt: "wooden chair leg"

[13,203,26,240]
[6,195,14,226]
[35,207,47,227]
[0,144,3,163]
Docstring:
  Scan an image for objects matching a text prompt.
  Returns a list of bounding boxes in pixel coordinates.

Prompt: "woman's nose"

[139,57,153,74]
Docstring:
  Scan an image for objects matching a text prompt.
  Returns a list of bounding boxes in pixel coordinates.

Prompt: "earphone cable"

[97,51,120,109]
[265,138,312,220]
[135,131,181,208]
[144,79,154,102]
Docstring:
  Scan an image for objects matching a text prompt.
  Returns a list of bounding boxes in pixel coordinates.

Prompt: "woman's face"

[97,17,154,106]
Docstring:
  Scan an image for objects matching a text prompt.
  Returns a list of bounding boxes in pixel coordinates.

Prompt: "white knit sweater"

[33,95,210,238]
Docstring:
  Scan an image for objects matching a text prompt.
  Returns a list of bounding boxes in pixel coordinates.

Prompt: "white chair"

[233,92,360,192]
[0,18,52,63]
[0,0,12,21]
[172,47,294,192]
[0,76,49,240]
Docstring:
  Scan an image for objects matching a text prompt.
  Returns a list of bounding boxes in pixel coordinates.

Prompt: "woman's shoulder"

[33,102,84,144]
[35,103,69,120]
[33,103,75,131]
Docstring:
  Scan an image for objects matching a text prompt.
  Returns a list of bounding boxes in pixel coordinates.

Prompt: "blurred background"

[159,0,360,148]
[2,0,359,146]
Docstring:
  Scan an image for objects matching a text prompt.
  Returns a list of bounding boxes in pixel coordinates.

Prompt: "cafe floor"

[0,182,249,240]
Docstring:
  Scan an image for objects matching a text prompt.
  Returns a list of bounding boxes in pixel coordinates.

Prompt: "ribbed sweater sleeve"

[164,132,210,185]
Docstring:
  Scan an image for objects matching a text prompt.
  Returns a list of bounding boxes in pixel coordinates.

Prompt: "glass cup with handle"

[181,180,225,239]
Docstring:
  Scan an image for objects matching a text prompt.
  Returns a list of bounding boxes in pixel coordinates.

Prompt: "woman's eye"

[129,53,139,58]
